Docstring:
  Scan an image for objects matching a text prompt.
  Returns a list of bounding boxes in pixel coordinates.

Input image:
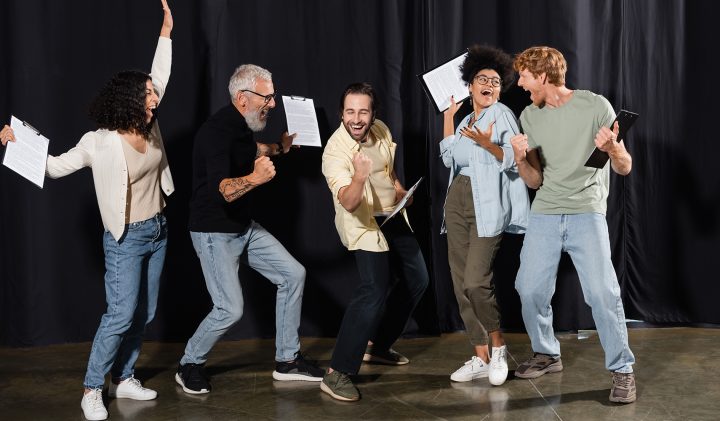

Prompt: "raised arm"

[338,152,372,213]
[151,0,173,101]
[595,121,632,176]
[218,156,276,202]
[443,96,463,138]
[510,133,543,189]
[160,0,173,38]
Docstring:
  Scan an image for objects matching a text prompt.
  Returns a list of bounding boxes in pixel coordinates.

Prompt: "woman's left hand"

[460,121,494,147]
[444,96,463,119]
[160,0,173,38]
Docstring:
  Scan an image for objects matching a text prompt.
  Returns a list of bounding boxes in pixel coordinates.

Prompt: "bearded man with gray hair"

[176,64,323,395]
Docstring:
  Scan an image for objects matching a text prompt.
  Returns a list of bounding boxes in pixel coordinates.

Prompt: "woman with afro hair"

[439,45,529,387]
[2,1,174,419]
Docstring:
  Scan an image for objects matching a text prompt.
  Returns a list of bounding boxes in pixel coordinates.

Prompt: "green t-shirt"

[520,90,615,214]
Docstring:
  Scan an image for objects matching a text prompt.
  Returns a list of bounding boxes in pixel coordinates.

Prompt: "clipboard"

[281,95,322,147]
[3,115,50,188]
[417,50,469,114]
[584,110,639,169]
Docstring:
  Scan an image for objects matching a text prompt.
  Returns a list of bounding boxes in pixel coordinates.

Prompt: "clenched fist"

[251,156,276,185]
[352,151,372,181]
[510,133,531,163]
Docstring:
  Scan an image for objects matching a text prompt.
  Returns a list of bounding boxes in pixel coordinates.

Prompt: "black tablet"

[584,110,639,168]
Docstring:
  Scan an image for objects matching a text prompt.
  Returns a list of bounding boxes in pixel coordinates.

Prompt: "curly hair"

[513,46,567,86]
[89,70,153,137]
[460,45,515,92]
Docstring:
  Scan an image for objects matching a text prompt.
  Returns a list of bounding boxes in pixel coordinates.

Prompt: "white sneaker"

[450,356,489,382]
[489,346,509,386]
[108,376,158,400]
[81,388,108,421]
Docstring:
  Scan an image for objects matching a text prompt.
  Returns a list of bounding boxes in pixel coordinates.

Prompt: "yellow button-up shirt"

[322,119,408,252]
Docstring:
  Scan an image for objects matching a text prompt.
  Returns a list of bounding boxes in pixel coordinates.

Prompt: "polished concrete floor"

[1,328,719,420]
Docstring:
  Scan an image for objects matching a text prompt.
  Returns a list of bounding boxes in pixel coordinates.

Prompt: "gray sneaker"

[362,345,409,365]
[320,370,360,402]
[514,353,563,379]
[609,372,636,403]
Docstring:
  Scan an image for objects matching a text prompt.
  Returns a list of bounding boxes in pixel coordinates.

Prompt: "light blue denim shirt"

[439,101,529,237]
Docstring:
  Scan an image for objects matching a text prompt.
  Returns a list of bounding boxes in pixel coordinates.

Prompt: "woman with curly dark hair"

[2,1,174,419]
[438,45,530,387]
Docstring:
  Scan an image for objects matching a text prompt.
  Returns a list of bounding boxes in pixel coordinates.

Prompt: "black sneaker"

[272,353,324,381]
[175,363,211,394]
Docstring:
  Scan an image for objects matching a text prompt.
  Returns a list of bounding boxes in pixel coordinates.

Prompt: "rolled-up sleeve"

[494,108,521,172]
[438,134,457,169]
[321,144,352,203]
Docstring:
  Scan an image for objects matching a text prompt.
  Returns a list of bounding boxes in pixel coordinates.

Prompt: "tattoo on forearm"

[256,143,278,157]
[219,177,254,202]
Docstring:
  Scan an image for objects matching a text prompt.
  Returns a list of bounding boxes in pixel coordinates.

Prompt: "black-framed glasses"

[473,75,502,88]
[242,89,276,104]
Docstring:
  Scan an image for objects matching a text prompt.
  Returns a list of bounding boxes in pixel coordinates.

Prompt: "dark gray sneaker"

[320,370,360,402]
[514,353,563,379]
[362,345,409,365]
[609,372,636,403]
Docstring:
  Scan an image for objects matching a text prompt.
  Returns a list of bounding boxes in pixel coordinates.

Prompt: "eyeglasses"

[242,89,276,104]
[473,75,502,88]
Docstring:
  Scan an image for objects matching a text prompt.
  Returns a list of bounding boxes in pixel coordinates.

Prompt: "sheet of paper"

[3,116,49,188]
[421,52,469,113]
[380,177,424,227]
[282,95,322,147]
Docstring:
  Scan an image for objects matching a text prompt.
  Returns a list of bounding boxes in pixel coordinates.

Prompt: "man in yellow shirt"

[320,82,429,402]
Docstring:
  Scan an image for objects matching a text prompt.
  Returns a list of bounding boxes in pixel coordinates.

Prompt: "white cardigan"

[46,37,175,241]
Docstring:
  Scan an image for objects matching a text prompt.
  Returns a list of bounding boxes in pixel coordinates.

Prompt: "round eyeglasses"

[473,75,501,88]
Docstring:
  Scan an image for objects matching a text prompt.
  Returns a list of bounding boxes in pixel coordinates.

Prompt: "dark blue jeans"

[330,216,429,374]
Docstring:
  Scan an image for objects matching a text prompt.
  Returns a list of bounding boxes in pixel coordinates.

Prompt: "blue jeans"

[84,213,167,389]
[182,221,305,364]
[515,212,635,373]
[330,216,429,375]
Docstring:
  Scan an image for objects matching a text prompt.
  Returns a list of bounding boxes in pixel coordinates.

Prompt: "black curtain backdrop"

[1,0,718,346]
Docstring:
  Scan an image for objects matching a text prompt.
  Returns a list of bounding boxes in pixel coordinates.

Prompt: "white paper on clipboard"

[3,115,49,188]
[282,95,322,147]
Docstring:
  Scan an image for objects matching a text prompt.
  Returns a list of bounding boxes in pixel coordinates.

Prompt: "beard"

[245,107,268,132]
[343,120,372,142]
